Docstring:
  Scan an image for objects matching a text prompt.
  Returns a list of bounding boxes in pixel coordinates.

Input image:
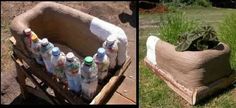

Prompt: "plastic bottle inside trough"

[81,56,98,101]
[103,35,119,69]
[64,52,81,93]
[40,38,54,74]
[23,28,38,56]
[51,47,67,83]
[93,48,110,83]
[30,33,44,65]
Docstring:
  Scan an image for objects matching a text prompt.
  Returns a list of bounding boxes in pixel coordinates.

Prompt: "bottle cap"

[97,48,105,58]
[106,35,117,46]
[66,52,75,62]
[52,47,60,56]
[24,28,31,36]
[41,38,49,47]
[31,33,38,42]
[84,56,93,65]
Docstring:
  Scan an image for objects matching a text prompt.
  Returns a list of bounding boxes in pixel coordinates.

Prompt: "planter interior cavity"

[145,36,235,105]
[10,2,129,104]
[10,2,128,63]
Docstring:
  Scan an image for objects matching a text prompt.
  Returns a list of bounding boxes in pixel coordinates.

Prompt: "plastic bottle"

[93,48,110,83]
[103,36,119,69]
[40,38,54,74]
[23,28,38,54]
[64,52,81,93]
[51,47,66,82]
[81,56,98,101]
[30,34,44,65]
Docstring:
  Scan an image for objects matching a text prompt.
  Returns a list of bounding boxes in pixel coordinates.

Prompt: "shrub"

[193,0,212,7]
[162,0,212,8]
[159,12,199,45]
[219,13,236,69]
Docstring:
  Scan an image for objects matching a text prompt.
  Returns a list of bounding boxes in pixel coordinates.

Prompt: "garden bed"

[144,36,235,105]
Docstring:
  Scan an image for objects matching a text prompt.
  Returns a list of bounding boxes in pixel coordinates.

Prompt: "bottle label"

[54,59,65,78]
[67,63,80,77]
[31,43,41,59]
[41,43,53,53]
[24,37,31,52]
[97,62,109,73]
[81,75,97,83]
[44,60,53,73]
[33,45,40,52]
[81,63,97,83]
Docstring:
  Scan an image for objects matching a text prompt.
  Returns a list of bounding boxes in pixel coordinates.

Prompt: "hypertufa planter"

[10,2,130,104]
[10,1,128,66]
[144,36,236,105]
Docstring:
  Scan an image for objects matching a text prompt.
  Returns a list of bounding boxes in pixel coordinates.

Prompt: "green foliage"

[159,12,198,45]
[164,2,185,12]
[162,0,212,8]
[219,13,236,69]
[176,25,219,51]
[192,0,212,7]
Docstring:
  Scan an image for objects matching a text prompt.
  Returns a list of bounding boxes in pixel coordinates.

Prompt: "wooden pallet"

[9,36,131,104]
[144,57,236,105]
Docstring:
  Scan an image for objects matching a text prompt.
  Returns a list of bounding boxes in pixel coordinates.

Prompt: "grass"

[159,11,198,45]
[139,7,236,108]
[139,62,182,108]
[219,13,236,70]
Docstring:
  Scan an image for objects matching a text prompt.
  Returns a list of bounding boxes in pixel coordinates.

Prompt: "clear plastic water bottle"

[103,36,119,69]
[23,28,38,54]
[93,48,110,83]
[30,34,44,65]
[40,38,54,74]
[64,52,81,93]
[81,56,98,101]
[51,47,66,82]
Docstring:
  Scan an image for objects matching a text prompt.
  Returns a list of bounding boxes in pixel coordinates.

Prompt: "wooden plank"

[115,57,132,76]
[144,57,236,105]
[90,57,131,105]
[106,92,135,105]
[10,36,133,105]
[12,47,85,104]
[15,62,28,99]
[193,72,236,104]
[144,58,193,104]
[9,36,16,45]
[14,57,59,104]
[116,77,136,103]
[25,86,55,104]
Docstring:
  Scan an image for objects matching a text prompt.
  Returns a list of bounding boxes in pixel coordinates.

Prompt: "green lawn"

[139,7,236,108]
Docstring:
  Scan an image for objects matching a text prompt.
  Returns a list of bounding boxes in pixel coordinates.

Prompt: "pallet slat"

[9,36,132,105]
[144,57,236,105]
[90,57,131,105]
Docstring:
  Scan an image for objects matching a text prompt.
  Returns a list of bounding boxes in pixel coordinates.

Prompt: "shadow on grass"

[196,70,236,106]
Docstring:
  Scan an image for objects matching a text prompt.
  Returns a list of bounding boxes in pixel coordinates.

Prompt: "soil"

[139,4,168,14]
[1,1,136,105]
